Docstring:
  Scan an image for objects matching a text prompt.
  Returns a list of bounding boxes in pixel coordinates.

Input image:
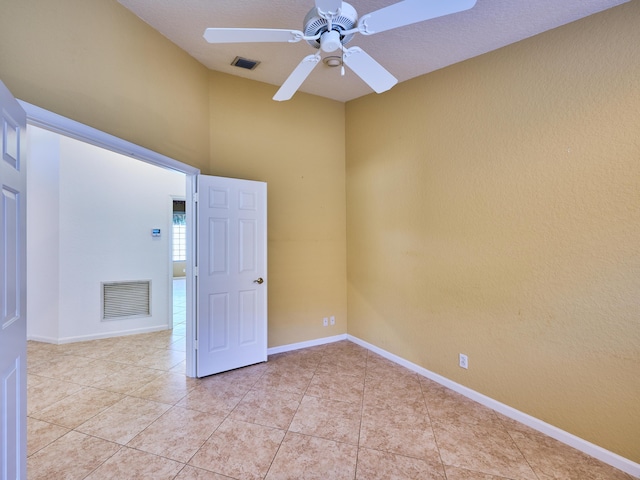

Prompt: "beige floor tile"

[76,395,171,444]
[444,465,515,479]
[27,376,84,415]
[356,447,446,480]
[206,362,269,390]
[189,418,285,480]
[84,446,184,479]
[363,381,427,415]
[250,367,314,394]
[175,465,235,479]
[25,336,634,480]
[319,349,368,371]
[360,404,441,462]
[422,384,504,430]
[26,418,69,456]
[101,342,160,365]
[230,387,303,429]
[178,382,249,415]
[26,373,47,389]
[27,430,120,480]
[268,349,323,370]
[140,331,185,350]
[289,395,362,445]
[27,354,81,379]
[55,339,115,359]
[366,355,421,381]
[127,406,225,463]
[315,360,367,379]
[306,370,365,404]
[31,356,118,386]
[508,429,634,480]
[30,386,123,428]
[27,349,65,370]
[129,371,197,404]
[169,336,187,351]
[171,359,188,374]
[135,347,186,370]
[266,432,358,480]
[89,363,165,394]
[433,421,538,480]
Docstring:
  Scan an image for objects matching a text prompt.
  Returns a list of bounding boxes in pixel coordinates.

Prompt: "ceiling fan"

[203,0,477,101]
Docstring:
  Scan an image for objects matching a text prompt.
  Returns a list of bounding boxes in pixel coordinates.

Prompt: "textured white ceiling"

[117,0,629,102]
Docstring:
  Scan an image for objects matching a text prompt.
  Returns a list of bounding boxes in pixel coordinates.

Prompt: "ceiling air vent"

[231,56,260,70]
[102,280,151,321]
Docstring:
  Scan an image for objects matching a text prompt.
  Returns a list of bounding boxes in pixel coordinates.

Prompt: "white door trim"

[19,100,200,377]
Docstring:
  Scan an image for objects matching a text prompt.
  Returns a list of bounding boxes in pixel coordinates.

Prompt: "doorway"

[21,100,199,377]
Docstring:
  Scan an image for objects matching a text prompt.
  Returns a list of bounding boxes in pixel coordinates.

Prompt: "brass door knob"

[254,277,264,284]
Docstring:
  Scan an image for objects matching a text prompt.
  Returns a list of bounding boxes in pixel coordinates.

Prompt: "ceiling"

[118,0,629,102]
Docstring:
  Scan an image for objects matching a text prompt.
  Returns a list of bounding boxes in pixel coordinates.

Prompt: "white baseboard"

[27,325,170,345]
[267,334,347,355]
[27,334,60,344]
[347,335,640,479]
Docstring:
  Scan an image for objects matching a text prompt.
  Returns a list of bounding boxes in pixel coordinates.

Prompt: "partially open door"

[195,175,267,377]
[0,80,27,479]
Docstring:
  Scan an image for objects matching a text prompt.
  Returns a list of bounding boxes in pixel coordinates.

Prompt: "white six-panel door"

[196,175,267,377]
[0,81,27,480]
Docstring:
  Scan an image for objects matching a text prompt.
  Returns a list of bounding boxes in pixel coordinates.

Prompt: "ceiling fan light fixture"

[323,56,342,67]
[320,30,342,52]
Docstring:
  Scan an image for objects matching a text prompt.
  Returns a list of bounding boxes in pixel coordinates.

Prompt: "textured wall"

[345,2,640,462]
[208,72,347,347]
[0,0,210,170]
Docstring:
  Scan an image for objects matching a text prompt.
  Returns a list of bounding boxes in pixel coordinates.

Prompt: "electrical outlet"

[323,317,329,327]
[459,353,468,369]
[330,315,335,325]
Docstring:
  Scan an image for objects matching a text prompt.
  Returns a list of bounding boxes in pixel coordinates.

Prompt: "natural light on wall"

[172,213,186,262]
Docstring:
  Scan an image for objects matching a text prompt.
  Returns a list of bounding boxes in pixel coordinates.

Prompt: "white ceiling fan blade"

[273,54,321,101]
[342,47,397,94]
[203,28,304,44]
[358,0,477,35]
[315,0,343,16]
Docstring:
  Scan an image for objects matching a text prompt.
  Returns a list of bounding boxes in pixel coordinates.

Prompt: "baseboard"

[27,334,60,344]
[27,325,170,345]
[267,333,347,355]
[347,335,640,479]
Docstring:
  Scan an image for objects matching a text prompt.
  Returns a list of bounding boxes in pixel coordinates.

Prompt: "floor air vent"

[102,280,151,320]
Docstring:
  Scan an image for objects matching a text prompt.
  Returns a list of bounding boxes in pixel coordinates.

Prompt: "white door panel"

[0,80,27,480]
[196,175,266,377]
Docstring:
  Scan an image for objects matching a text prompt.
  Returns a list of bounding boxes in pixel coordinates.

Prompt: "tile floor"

[26,280,634,479]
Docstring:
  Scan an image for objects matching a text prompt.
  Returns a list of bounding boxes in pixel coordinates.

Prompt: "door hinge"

[193,192,199,203]
[194,266,199,276]
[194,339,198,350]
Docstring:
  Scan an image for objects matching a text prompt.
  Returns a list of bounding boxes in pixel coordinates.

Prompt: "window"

[172,212,186,262]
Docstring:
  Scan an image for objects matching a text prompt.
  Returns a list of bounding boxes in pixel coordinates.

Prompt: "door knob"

[253,277,264,284]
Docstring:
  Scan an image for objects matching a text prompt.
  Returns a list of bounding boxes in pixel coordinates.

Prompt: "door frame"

[20,100,200,377]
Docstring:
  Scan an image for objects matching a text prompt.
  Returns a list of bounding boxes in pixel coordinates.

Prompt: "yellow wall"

[0,0,210,170]
[208,72,347,346]
[345,2,640,462]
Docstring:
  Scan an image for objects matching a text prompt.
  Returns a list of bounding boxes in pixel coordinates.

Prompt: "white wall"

[27,126,186,343]
[26,127,61,341]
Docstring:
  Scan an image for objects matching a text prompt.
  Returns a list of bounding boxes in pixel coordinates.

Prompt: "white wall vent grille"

[102,280,151,320]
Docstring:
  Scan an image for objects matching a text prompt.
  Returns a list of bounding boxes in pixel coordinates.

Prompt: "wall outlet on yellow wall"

[459,354,469,369]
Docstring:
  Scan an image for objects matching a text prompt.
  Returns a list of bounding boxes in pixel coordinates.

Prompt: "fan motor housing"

[303,2,358,49]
